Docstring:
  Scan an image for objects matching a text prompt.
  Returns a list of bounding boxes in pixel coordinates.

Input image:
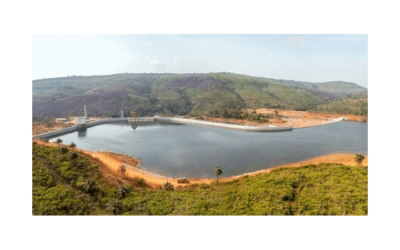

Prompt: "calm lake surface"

[50,121,368,178]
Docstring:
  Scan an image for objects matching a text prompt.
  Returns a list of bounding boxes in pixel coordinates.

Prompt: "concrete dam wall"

[32,118,128,139]
[32,116,346,139]
[154,117,293,132]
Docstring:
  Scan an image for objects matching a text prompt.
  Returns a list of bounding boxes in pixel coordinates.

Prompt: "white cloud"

[149,60,167,72]
[150,60,166,66]
[268,52,274,55]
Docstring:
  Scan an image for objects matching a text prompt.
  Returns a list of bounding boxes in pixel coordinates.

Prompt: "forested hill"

[280,80,367,98]
[32,73,367,118]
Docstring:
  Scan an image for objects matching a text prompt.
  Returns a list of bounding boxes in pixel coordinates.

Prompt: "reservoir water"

[50,121,368,178]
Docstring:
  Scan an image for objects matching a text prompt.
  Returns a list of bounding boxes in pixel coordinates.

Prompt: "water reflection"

[77,127,87,137]
[50,121,368,178]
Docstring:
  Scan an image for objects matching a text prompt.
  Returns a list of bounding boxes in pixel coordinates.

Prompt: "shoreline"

[228,153,368,179]
[32,110,367,138]
[31,117,362,140]
[34,140,368,188]
[32,111,367,188]
[81,150,369,187]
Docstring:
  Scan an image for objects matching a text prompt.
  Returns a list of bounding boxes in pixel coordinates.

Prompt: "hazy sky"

[33,34,368,87]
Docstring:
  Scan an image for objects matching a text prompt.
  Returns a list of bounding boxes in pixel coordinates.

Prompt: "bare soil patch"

[196,109,366,128]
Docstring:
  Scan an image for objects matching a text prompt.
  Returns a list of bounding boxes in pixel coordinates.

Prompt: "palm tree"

[214,166,223,186]
[69,151,79,166]
[355,154,365,166]
[106,198,121,215]
[60,146,69,159]
[83,178,97,195]
[118,184,130,199]
[69,142,76,149]
[163,181,174,191]
[118,165,127,176]
[55,138,63,148]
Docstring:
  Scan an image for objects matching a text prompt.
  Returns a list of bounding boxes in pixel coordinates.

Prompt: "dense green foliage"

[33,144,102,215]
[206,108,271,122]
[307,96,368,117]
[33,144,368,215]
[32,73,367,118]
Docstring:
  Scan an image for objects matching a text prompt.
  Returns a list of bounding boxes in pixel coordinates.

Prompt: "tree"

[118,184,130,199]
[118,165,127,176]
[55,138,63,148]
[163,181,174,191]
[41,138,49,145]
[214,166,223,186]
[106,198,121,215]
[83,178,97,195]
[162,109,172,117]
[60,146,69,159]
[69,142,76,149]
[355,154,365,166]
[69,151,79,166]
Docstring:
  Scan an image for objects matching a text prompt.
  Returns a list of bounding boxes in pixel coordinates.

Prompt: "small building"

[78,116,86,125]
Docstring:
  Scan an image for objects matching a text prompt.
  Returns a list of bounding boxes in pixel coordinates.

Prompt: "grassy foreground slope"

[33,143,368,215]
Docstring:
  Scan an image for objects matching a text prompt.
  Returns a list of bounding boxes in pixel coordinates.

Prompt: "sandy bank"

[76,151,369,188]
[34,140,367,188]
[196,110,366,129]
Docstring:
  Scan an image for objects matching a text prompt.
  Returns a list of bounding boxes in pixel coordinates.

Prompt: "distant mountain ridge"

[32,72,367,117]
[273,79,367,99]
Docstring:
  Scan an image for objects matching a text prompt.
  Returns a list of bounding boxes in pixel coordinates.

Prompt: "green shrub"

[133,177,147,187]
[32,145,368,215]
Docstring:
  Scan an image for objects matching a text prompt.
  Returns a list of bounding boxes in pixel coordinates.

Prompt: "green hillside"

[281,80,367,95]
[33,143,368,215]
[316,81,367,94]
[32,73,367,118]
[308,95,368,116]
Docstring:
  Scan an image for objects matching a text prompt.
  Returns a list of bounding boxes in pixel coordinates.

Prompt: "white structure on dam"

[128,117,155,122]
[153,117,293,132]
[32,115,347,140]
[78,117,86,125]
